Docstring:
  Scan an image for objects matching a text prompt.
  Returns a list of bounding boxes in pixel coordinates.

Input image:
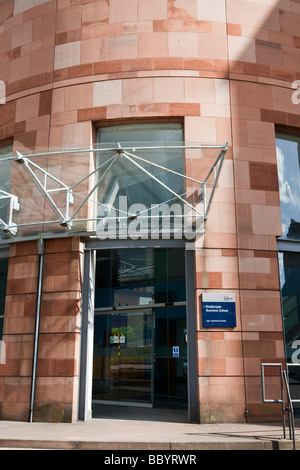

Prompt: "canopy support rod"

[123,150,203,186]
[203,145,228,217]
[121,152,204,217]
[16,151,73,228]
[68,154,119,222]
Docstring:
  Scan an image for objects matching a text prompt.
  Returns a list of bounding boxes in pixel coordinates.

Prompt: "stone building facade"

[0,0,299,423]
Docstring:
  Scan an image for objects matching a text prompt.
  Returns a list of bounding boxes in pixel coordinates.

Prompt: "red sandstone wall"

[0,0,299,422]
[0,238,83,422]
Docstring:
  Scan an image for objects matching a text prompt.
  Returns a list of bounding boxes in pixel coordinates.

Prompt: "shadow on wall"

[227,0,299,422]
[228,0,298,247]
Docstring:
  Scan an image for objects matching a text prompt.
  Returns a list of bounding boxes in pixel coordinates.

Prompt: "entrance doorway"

[92,247,188,412]
[93,310,153,406]
[93,307,187,409]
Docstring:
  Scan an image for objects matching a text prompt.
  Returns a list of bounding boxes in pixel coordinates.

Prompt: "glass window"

[0,257,8,340]
[0,145,13,238]
[95,248,186,309]
[279,251,300,362]
[96,124,184,237]
[278,251,300,417]
[276,133,300,239]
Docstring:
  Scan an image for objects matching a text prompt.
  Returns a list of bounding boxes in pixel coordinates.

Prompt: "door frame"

[78,239,198,423]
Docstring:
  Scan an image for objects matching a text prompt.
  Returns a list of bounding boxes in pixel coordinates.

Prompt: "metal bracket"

[0,189,20,235]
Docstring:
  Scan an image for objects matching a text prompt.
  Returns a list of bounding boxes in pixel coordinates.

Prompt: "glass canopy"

[0,142,228,242]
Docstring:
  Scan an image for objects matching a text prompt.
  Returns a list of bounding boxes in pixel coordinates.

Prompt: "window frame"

[95,122,186,240]
[276,129,300,240]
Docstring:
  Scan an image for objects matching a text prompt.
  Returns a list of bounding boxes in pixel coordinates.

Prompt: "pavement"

[0,406,299,451]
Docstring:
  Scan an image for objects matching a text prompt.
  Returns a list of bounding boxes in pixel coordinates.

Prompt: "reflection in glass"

[0,146,12,238]
[93,247,188,410]
[96,124,184,237]
[276,134,300,239]
[92,307,188,409]
[279,252,300,361]
[154,307,188,409]
[278,252,300,416]
[93,311,152,405]
[95,248,186,309]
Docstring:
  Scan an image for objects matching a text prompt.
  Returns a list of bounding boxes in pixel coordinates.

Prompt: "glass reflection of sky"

[276,134,300,239]
[97,124,184,218]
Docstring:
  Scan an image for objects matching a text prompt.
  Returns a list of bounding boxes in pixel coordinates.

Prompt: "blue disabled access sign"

[202,293,236,328]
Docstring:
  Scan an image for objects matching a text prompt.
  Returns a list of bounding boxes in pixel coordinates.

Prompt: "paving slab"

[0,408,299,451]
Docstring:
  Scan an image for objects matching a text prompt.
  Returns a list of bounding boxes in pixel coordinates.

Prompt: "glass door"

[92,246,189,412]
[154,306,188,409]
[93,310,153,406]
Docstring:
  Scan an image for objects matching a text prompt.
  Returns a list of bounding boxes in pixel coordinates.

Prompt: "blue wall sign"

[173,346,179,358]
[202,293,236,328]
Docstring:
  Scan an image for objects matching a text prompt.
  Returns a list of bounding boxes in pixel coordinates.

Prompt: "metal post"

[261,363,286,439]
[29,239,44,422]
[283,370,296,450]
[78,249,95,421]
[185,248,199,423]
